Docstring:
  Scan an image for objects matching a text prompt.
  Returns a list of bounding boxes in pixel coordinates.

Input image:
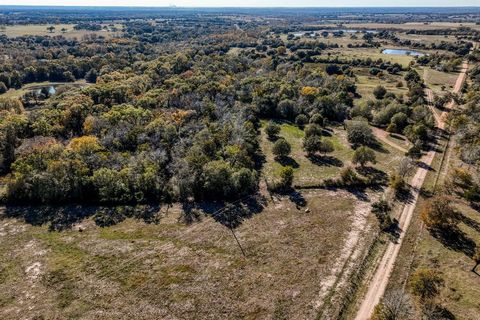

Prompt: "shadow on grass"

[202,195,267,229]
[357,166,389,185]
[458,212,480,233]
[276,156,300,168]
[307,154,343,167]
[429,226,476,257]
[2,204,162,230]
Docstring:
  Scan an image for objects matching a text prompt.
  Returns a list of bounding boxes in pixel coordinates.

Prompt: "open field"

[1,80,89,99]
[0,188,378,319]
[419,66,459,94]
[354,70,408,102]
[260,121,404,188]
[325,47,415,67]
[1,24,123,39]
[315,22,480,31]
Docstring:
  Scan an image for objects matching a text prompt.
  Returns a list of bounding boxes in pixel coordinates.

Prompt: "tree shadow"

[395,185,416,204]
[369,140,389,154]
[276,156,299,168]
[345,187,370,202]
[321,128,333,137]
[204,195,266,229]
[307,154,343,167]
[288,190,307,208]
[389,133,406,141]
[4,205,96,231]
[417,161,435,172]
[356,166,388,185]
[457,212,480,233]
[430,226,476,257]
[179,202,203,225]
[3,204,162,230]
[390,219,402,241]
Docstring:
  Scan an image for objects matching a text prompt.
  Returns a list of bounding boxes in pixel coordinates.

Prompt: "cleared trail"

[353,55,471,320]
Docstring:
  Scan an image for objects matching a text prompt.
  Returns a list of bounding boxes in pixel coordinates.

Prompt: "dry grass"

[418,66,459,94]
[0,187,378,319]
[2,24,123,39]
[325,47,415,67]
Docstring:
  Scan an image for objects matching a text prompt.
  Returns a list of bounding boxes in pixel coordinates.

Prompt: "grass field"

[0,187,379,319]
[418,66,459,94]
[315,22,480,31]
[2,24,123,39]
[1,80,89,99]
[355,70,408,102]
[260,121,403,188]
[325,47,415,67]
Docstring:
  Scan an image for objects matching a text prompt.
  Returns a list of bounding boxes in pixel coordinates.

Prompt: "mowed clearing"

[261,121,404,188]
[0,188,377,319]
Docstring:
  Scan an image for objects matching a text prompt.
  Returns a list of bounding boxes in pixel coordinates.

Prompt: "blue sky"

[2,0,479,7]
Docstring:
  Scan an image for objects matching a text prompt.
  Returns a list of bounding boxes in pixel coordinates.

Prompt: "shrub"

[304,123,322,138]
[295,114,308,128]
[420,195,459,230]
[373,85,387,99]
[352,146,376,167]
[346,120,375,146]
[265,121,280,139]
[279,166,294,189]
[272,138,291,158]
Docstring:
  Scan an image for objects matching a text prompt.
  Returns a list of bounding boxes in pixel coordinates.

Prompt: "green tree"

[265,121,280,140]
[303,135,321,156]
[295,114,308,128]
[279,166,294,189]
[319,139,334,156]
[304,123,322,138]
[346,120,375,146]
[272,138,291,159]
[410,268,444,303]
[352,146,376,167]
[373,85,387,99]
[47,26,55,33]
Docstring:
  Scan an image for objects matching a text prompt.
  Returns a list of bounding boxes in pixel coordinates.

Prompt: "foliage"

[410,268,444,303]
[352,146,376,167]
[272,138,291,159]
[346,119,375,147]
[420,195,459,231]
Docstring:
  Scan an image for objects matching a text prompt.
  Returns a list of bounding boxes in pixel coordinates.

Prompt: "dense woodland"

[0,8,479,207]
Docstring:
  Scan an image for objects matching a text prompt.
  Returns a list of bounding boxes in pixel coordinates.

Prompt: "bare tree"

[372,289,414,320]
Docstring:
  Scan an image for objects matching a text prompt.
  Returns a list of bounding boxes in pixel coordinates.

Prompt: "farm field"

[1,24,123,39]
[0,188,379,319]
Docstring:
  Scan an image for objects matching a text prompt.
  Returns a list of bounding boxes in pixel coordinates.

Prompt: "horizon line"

[1,5,480,8]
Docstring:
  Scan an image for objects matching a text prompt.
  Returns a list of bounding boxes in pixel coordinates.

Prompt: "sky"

[1,0,479,7]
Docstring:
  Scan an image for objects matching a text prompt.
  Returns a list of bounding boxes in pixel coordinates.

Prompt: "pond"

[382,49,425,57]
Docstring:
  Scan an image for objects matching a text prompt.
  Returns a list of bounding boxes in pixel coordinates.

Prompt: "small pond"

[382,49,425,57]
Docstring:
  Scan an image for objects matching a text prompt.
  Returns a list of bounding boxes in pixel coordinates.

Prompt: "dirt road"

[354,56,471,320]
[371,127,408,154]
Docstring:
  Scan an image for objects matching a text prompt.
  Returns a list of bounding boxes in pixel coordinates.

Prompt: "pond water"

[33,85,57,95]
[382,49,425,57]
